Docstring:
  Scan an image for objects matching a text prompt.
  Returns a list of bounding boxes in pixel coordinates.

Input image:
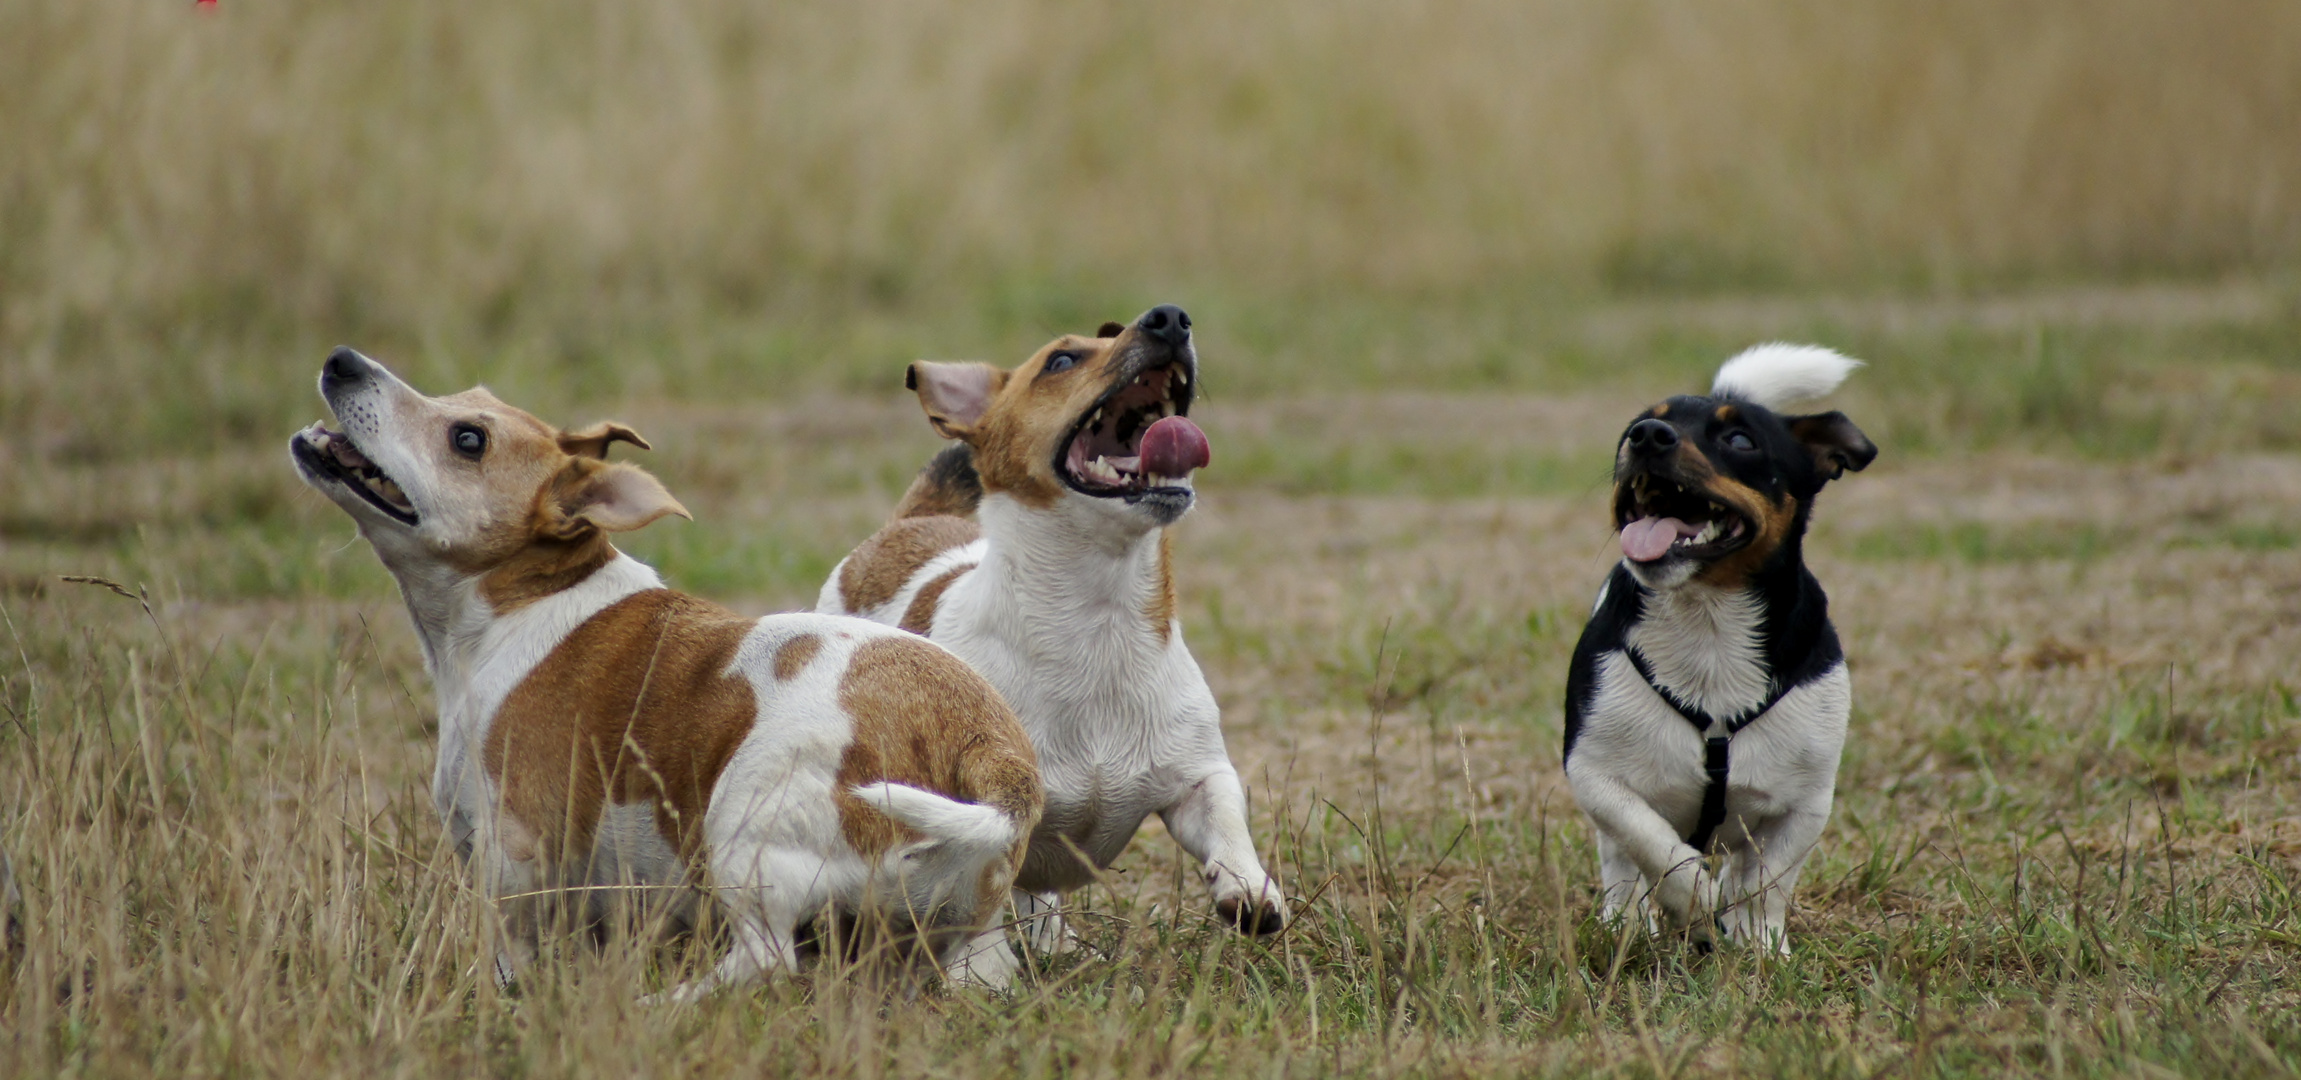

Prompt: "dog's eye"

[452,424,487,459]
[1043,351,1080,374]
[1724,431,1756,453]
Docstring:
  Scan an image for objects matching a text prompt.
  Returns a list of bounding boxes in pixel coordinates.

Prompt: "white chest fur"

[1573,650,1849,839]
[928,498,1229,877]
[1621,582,1772,728]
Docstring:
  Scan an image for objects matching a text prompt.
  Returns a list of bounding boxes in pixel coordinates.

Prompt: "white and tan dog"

[819,305,1285,959]
[290,347,1041,994]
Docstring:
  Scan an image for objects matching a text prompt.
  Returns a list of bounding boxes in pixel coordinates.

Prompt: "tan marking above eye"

[1652,403,1670,417]
[1715,405,1739,422]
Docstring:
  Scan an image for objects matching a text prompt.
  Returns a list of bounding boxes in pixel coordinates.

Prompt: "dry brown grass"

[8,3,2301,1074]
[7,349,2301,1074]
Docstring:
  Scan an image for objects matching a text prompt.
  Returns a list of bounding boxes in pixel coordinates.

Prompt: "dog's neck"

[967,492,1178,654]
[1623,544,1829,725]
[380,547,663,731]
[1625,579,1770,723]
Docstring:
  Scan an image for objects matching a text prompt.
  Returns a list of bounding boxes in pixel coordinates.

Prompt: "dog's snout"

[323,346,374,387]
[1626,418,1679,457]
[1136,305,1191,347]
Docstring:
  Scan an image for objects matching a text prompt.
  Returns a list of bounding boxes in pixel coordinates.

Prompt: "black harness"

[1623,648,1789,852]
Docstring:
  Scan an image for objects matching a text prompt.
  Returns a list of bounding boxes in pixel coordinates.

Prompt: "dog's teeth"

[1175,369,1189,387]
[1085,456,1125,483]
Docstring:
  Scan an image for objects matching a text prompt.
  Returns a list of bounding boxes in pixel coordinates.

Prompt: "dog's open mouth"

[1059,364,1210,499]
[1616,474,1748,564]
[294,424,419,525]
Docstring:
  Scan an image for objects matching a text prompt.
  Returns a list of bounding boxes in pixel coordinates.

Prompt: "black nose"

[1136,304,1191,347]
[323,346,372,386]
[1625,418,1679,457]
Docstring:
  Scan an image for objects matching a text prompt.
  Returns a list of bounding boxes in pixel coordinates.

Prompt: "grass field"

[9,2,2301,1076]
[7,280,2301,1077]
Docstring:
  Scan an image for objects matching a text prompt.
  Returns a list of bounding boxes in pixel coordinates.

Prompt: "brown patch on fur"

[479,530,619,612]
[836,516,982,613]
[1714,404,1739,423]
[899,566,974,634]
[483,590,759,873]
[474,456,687,613]
[832,637,1042,918]
[773,634,823,681]
[1144,531,1176,641]
[1651,403,1670,417]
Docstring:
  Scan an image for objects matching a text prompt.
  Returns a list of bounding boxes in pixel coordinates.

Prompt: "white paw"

[1212,878,1287,936]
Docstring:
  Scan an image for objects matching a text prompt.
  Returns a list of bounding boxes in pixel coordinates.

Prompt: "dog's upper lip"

[1615,471,1748,562]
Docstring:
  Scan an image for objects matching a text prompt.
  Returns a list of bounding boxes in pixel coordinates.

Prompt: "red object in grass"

[195,0,216,8]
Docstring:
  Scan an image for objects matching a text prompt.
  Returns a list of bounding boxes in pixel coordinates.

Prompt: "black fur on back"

[892,444,984,520]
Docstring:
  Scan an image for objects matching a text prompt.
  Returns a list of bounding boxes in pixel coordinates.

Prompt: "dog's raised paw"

[1215,896,1287,936]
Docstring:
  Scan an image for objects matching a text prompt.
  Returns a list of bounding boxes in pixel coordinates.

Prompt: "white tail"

[851,782,1018,928]
[1711,343,1863,410]
[851,782,1017,857]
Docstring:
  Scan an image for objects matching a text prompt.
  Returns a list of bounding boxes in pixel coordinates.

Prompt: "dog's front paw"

[1214,893,1287,936]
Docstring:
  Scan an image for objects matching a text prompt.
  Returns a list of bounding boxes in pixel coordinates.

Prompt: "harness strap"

[1622,647,1788,850]
[1691,736,1733,852]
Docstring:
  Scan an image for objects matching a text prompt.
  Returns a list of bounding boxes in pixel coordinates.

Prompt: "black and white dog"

[1564,344,1877,952]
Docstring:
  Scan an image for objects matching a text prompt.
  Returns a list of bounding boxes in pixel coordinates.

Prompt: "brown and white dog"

[818,305,1286,960]
[290,347,1041,995]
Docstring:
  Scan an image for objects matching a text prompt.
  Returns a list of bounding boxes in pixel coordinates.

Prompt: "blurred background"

[6,0,2300,462]
[8,7,2301,1072]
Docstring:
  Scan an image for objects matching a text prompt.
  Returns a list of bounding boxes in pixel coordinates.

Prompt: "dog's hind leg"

[946,926,1021,989]
[649,912,799,1005]
[648,845,817,1004]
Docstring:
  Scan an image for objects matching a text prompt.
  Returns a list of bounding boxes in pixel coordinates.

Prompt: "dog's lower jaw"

[1623,553,1701,591]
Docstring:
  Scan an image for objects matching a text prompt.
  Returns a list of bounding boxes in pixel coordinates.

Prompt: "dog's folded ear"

[558,421,652,459]
[907,361,1006,440]
[544,461,691,540]
[1786,411,1878,481]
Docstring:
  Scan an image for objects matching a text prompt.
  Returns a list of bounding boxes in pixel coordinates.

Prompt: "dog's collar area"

[296,424,419,525]
[1058,361,1204,500]
[1616,473,1751,565]
[1622,646,1785,851]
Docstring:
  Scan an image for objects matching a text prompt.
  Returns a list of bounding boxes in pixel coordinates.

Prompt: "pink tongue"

[1621,516,1694,562]
[1140,415,1211,477]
